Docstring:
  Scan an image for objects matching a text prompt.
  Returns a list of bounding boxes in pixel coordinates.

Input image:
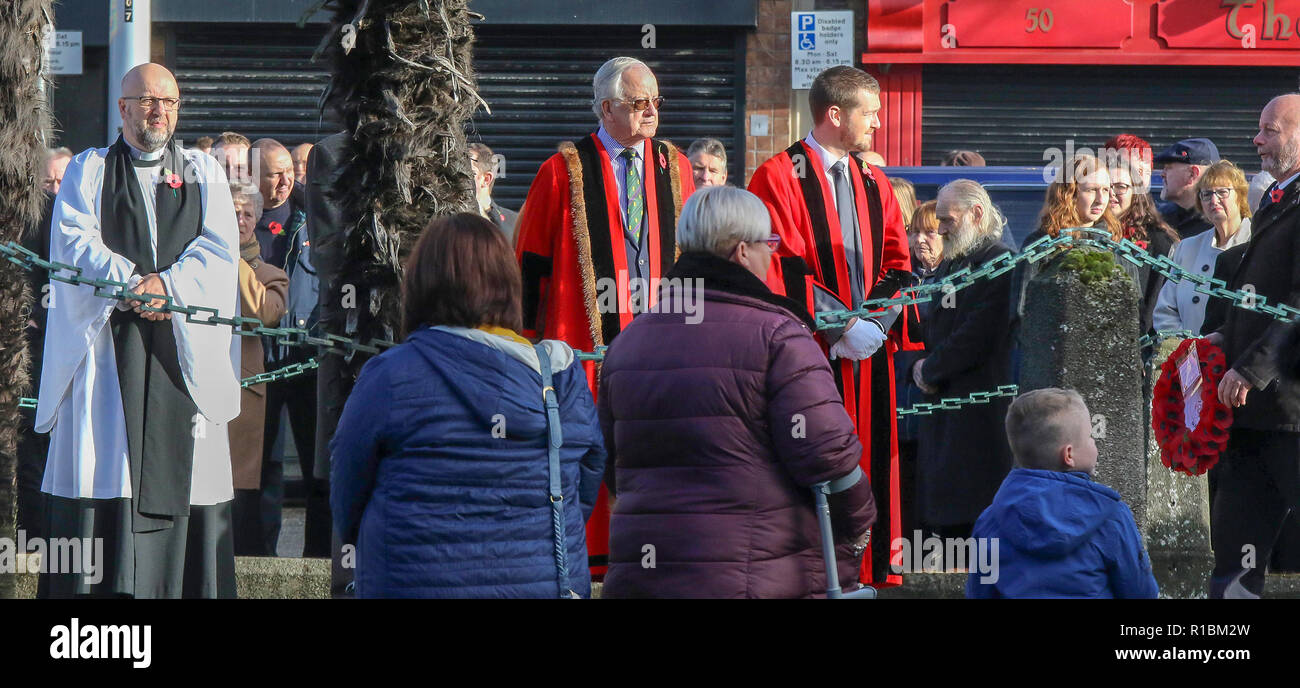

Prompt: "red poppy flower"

[1151,338,1234,476]
[658,151,667,170]
[1270,187,1285,204]
[268,221,283,236]
[164,170,182,189]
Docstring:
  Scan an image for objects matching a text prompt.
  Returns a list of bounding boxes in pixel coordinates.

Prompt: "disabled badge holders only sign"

[791,11,853,90]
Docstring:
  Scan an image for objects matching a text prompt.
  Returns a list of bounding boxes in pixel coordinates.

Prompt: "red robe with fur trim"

[748,140,918,588]
[516,132,694,577]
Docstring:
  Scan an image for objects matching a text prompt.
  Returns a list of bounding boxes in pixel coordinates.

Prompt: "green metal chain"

[896,384,1020,417]
[0,241,399,358]
[1138,329,1201,349]
[6,226,1294,417]
[17,357,322,409]
[239,358,320,388]
[814,232,1076,330]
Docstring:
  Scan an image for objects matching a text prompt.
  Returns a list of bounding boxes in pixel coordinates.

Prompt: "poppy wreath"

[1151,338,1234,476]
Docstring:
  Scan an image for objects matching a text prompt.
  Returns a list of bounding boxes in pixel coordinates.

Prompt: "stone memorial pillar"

[1020,249,1146,527]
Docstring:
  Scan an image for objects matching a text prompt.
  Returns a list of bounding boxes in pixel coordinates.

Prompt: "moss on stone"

[1059,249,1122,285]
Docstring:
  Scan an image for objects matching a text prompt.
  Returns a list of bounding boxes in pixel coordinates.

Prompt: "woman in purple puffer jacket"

[599,186,876,598]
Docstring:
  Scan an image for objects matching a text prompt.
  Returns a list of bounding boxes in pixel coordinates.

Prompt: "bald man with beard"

[1204,93,1300,598]
[35,63,240,597]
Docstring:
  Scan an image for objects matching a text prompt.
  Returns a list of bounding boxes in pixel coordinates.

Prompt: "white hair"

[1248,169,1276,213]
[939,179,1006,239]
[592,56,650,120]
[676,186,770,257]
[229,181,263,217]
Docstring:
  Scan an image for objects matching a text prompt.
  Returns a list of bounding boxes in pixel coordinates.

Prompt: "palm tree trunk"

[321,0,482,352]
[0,0,53,599]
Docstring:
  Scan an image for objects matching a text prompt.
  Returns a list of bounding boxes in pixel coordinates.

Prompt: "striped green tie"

[621,148,644,241]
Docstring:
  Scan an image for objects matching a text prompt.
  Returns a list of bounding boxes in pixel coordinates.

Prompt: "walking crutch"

[813,481,877,599]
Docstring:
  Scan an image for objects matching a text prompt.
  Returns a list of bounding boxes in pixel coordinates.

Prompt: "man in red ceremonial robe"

[515,56,695,577]
[748,65,918,588]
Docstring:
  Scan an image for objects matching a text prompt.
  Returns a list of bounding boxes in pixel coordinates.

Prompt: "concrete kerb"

[14,555,331,599]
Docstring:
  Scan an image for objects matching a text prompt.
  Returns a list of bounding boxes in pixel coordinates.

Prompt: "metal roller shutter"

[922,65,1300,167]
[471,24,745,209]
[169,24,339,147]
[169,23,746,209]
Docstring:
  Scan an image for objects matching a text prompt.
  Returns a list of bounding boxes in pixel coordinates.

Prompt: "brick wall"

[743,0,868,183]
[743,0,794,185]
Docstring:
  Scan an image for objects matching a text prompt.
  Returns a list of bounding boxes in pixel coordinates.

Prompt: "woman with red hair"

[1022,154,1123,248]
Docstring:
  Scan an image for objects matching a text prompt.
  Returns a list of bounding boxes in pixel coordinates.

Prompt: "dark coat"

[329,327,606,598]
[1159,199,1213,239]
[967,469,1159,599]
[487,199,518,247]
[1199,243,1248,335]
[1211,179,1300,431]
[1135,230,1177,343]
[895,259,947,443]
[254,183,307,270]
[599,252,876,599]
[915,236,1015,527]
[306,132,349,482]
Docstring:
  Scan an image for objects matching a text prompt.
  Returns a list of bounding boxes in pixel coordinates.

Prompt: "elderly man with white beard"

[909,179,1016,543]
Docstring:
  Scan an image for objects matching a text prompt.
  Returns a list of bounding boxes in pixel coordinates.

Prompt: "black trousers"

[261,371,331,557]
[17,408,50,543]
[1210,429,1300,597]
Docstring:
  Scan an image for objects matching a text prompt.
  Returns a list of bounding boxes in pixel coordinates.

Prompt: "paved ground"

[278,507,306,558]
[274,406,309,558]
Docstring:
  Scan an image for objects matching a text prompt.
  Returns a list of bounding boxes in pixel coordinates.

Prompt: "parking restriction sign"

[791,11,853,89]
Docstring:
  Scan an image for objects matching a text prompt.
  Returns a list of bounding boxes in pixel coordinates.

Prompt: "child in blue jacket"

[967,387,1159,599]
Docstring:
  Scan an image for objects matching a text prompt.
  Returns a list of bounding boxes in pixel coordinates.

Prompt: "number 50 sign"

[1025,7,1054,33]
[945,0,1130,49]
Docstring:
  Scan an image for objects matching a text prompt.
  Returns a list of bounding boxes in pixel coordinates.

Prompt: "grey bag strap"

[535,343,572,598]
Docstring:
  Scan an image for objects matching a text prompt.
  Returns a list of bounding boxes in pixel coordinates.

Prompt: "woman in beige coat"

[229,182,289,556]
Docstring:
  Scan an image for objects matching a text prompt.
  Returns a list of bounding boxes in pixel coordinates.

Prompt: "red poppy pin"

[658,151,667,170]
[268,221,283,236]
[1270,187,1285,204]
[164,169,182,189]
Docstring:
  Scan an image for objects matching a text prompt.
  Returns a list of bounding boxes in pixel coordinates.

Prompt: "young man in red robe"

[748,65,918,588]
[515,56,695,578]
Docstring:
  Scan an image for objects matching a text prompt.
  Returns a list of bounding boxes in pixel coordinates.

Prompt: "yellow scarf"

[476,325,531,347]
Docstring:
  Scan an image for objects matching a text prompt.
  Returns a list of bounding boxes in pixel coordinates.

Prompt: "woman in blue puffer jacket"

[330,213,606,598]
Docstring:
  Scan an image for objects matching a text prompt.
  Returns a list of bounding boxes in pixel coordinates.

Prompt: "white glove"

[829,318,887,361]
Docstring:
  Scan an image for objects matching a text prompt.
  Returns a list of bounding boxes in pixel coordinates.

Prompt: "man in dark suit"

[1205,93,1300,598]
[305,131,354,595]
[468,142,517,245]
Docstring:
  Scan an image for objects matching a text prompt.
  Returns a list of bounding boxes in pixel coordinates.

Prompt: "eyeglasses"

[618,96,665,112]
[1111,183,1132,194]
[762,234,781,250]
[1198,187,1233,202]
[124,96,181,111]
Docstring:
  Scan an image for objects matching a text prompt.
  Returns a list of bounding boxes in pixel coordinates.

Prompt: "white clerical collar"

[804,131,850,175]
[126,140,165,161]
